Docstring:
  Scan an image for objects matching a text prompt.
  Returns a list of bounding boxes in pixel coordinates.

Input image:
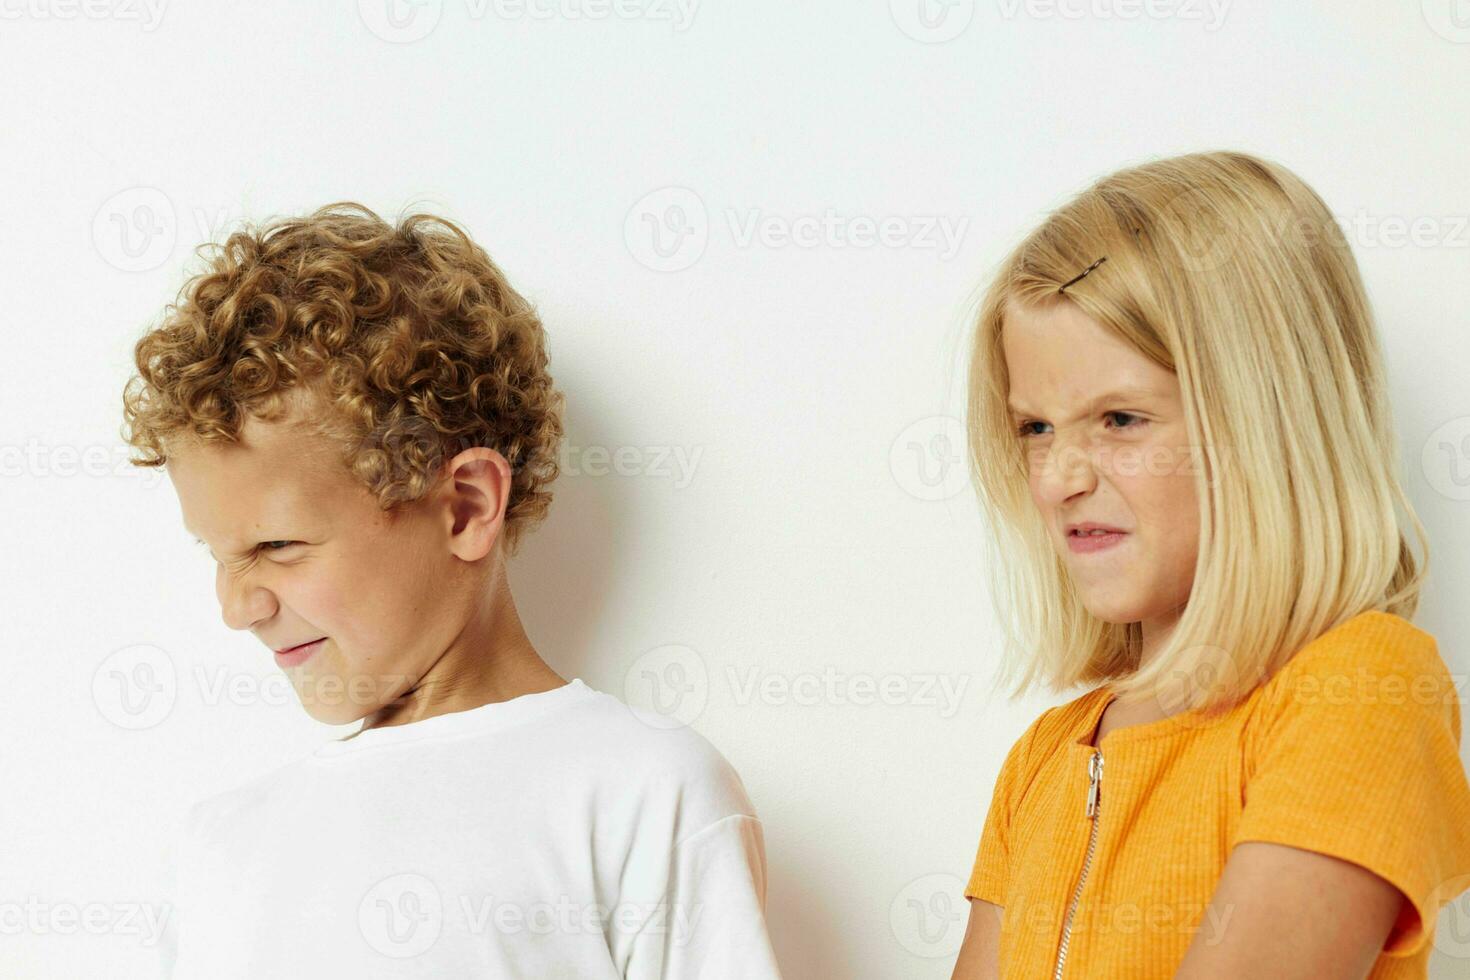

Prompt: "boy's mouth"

[274,636,325,654]
[274,637,327,667]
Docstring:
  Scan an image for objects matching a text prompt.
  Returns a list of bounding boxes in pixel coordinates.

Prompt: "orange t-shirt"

[965,610,1470,979]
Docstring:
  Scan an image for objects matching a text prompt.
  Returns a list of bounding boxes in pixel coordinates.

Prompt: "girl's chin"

[1078,596,1149,624]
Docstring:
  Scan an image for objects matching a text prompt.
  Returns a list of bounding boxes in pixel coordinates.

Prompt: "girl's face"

[1001,297,1200,635]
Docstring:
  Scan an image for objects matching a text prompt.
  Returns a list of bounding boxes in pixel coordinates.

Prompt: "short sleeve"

[155,799,205,978]
[1234,617,1470,958]
[155,862,178,978]
[964,711,1045,906]
[625,814,782,980]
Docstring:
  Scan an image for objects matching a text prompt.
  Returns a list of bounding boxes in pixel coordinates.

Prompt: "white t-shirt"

[156,678,782,979]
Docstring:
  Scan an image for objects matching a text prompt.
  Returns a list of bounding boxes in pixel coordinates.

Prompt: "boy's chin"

[285,677,378,727]
[299,701,375,727]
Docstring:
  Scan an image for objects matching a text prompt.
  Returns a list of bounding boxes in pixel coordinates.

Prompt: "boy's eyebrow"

[188,533,261,565]
[186,510,321,554]
[186,533,219,563]
[1006,385,1161,420]
[186,531,219,556]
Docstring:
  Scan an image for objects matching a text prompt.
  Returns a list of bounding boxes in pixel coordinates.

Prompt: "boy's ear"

[440,447,513,562]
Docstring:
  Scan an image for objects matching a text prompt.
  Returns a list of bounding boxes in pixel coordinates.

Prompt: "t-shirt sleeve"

[964,711,1046,906]
[1234,621,1470,958]
[154,799,204,978]
[154,861,179,978]
[625,813,783,980]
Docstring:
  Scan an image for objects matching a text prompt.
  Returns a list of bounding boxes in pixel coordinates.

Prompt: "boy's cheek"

[288,575,354,634]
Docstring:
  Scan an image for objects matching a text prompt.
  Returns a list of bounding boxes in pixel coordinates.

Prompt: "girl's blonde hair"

[967,150,1428,715]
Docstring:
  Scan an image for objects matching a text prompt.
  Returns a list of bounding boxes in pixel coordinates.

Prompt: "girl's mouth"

[1067,530,1127,554]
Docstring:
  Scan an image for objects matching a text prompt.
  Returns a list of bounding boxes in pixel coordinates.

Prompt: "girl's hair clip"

[1058,256,1107,294]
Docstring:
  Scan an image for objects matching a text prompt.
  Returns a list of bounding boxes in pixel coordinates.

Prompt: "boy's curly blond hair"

[121,202,564,556]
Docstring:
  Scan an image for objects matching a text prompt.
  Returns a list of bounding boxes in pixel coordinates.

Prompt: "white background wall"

[3,2,1470,977]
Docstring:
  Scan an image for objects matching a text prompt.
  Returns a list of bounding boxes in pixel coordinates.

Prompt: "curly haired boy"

[124,203,781,978]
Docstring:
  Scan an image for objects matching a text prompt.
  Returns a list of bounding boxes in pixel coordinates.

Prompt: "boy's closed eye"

[192,537,301,562]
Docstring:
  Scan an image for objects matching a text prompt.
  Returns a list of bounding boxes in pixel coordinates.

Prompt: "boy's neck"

[352,573,566,735]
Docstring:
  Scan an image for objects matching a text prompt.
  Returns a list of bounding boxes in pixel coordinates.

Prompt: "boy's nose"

[216,566,279,632]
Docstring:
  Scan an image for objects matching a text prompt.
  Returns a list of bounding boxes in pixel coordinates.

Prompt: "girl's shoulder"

[1244,608,1460,761]
[995,686,1112,786]
[1253,609,1451,716]
[1030,686,1112,745]
[1232,611,1470,959]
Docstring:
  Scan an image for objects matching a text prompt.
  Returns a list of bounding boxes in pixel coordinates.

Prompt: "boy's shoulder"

[548,683,761,826]
[182,680,758,841]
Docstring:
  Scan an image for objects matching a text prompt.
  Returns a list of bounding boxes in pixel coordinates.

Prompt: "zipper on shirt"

[1052,748,1103,980]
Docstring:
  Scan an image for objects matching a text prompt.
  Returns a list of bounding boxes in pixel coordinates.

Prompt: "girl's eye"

[1015,412,1147,438]
[1106,411,1144,430]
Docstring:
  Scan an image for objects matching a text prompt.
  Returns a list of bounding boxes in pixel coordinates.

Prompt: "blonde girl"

[950,150,1470,979]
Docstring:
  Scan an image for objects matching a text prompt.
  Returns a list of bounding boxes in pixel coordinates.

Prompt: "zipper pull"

[1085,750,1103,819]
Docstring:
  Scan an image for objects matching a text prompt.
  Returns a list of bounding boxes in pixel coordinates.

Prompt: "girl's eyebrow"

[1006,385,1161,422]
